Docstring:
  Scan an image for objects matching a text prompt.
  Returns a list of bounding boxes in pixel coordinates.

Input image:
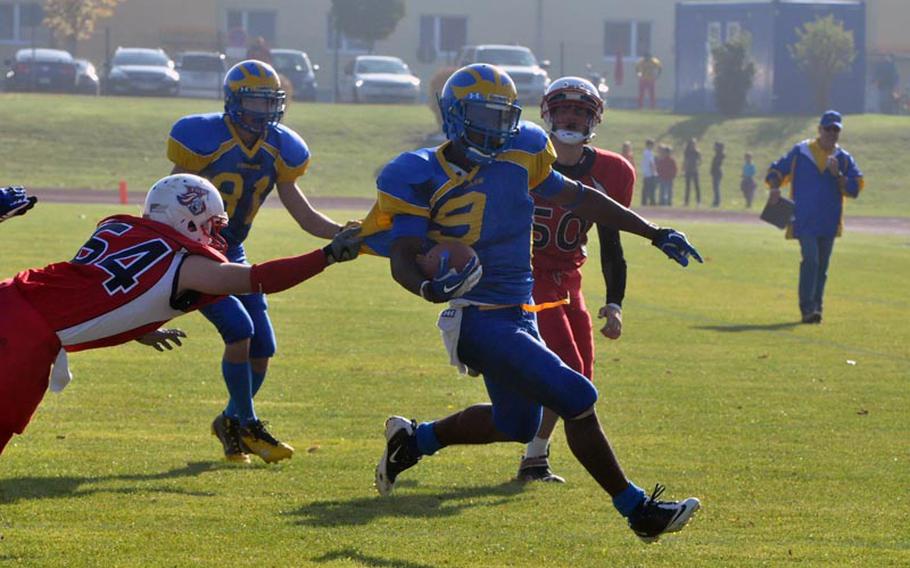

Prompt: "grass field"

[1,203,908,567]
[2,93,910,216]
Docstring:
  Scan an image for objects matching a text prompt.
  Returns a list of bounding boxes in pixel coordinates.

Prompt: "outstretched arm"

[177,226,361,296]
[277,180,342,238]
[545,179,702,266]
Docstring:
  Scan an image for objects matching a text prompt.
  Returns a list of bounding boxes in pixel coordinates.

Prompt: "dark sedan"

[270,49,318,101]
[4,48,78,93]
[105,47,179,96]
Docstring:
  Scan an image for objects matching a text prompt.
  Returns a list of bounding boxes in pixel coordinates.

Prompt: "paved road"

[30,188,910,236]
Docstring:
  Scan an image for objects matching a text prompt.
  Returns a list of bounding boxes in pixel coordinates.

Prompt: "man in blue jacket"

[766,110,864,324]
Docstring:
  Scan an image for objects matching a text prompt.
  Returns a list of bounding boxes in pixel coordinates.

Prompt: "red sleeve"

[592,149,635,208]
[250,249,328,295]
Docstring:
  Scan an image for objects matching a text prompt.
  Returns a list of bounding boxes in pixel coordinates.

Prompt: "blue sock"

[415,421,442,456]
[221,360,256,424]
[613,482,646,518]
[251,370,266,399]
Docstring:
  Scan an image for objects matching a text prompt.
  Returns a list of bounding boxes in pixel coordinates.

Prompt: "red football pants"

[0,279,60,455]
[532,269,594,380]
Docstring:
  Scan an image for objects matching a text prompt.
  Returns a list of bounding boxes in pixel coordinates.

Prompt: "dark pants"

[684,171,700,205]
[641,176,658,206]
[659,179,674,206]
[711,173,722,207]
[798,235,835,317]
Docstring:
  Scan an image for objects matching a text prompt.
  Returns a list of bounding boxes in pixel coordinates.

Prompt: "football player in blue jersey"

[167,60,347,464]
[364,64,703,542]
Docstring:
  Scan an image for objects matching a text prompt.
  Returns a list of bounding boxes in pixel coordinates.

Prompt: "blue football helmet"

[223,60,286,135]
[437,64,522,164]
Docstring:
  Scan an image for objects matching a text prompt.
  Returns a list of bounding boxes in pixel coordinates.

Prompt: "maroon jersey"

[532,147,635,272]
[13,215,227,352]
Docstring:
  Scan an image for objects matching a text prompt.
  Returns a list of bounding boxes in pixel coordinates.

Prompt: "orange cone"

[118,179,128,204]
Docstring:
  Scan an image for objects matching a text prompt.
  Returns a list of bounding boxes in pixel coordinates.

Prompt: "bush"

[712,35,756,116]
[789,15,856,111]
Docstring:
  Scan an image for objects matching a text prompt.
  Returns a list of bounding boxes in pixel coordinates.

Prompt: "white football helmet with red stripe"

[143,174,228,251]
[540,76,604,145]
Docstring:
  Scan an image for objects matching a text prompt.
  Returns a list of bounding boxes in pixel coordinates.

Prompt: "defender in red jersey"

[518,77,636,483]
[0,174,360,456]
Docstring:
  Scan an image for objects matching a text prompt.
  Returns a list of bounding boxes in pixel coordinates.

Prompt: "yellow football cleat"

[211,413,251,464]
[239,420,294,463]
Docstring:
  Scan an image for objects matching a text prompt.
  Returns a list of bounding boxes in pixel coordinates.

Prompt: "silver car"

[457,45,550,105]
[176,51,225,99]
[340,55,420,104]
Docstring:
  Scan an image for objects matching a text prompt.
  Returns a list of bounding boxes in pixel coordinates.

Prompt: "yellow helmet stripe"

[452,66,516,101]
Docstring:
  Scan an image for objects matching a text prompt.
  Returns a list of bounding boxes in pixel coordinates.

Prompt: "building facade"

[1,0,907,109]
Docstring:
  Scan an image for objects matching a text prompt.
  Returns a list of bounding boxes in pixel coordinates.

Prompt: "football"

[417,241,478,278]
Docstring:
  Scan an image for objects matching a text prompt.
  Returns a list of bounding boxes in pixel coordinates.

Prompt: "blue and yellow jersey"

[765,139,864,238]
[361,121,567,305]
[167,112,310,246]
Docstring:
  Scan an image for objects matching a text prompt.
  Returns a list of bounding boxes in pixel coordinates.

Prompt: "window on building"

[707,22,722,46]
[226,9,276,44]
[604,20,652,58]
[326,15,371,53]
[0,2,43,42]
[419,14,467,59]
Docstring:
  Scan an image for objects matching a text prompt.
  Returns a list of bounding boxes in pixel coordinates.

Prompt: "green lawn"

[0,204,907,567]
[2,93,909,216]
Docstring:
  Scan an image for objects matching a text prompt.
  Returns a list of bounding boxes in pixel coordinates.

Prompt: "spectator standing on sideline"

[246,37,271,63]
[873,55,899,114]
[682,138,701,206]
[640,139,658,206]
[741,153,757,208]
[635,53,662,109]
[621,141,635,172]
[765,110,863,324]
[710,141,725,207]
[656,145,677,206]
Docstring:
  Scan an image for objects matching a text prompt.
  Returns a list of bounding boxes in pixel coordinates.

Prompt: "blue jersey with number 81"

[167,112,310,247]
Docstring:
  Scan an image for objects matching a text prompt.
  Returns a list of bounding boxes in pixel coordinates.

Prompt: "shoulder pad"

[509,121,550,153]
[378,149,436,188]
[270,123,310,166]
[169,113,229,156]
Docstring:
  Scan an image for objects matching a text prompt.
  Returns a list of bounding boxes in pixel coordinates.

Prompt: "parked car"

[270,48,318,101]
[105,47,179,96]
[74,58,101,95]
[457,44,550,104]
[176,51,225,98]
[340,55,420,104]
[4,48,78,93]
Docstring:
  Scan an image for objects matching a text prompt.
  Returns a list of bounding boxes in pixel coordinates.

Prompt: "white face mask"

[553,129,588,145]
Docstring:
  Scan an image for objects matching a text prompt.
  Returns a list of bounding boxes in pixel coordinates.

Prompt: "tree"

[328,0,406,101]
[711,34,756,116]
[789,15,856,111]
[329,0,405,51]
[43,0,121,56]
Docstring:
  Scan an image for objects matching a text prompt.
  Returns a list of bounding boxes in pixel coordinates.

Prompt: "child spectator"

[656,144,678,206]
[741,152,757,208]
[621,140,635,172]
